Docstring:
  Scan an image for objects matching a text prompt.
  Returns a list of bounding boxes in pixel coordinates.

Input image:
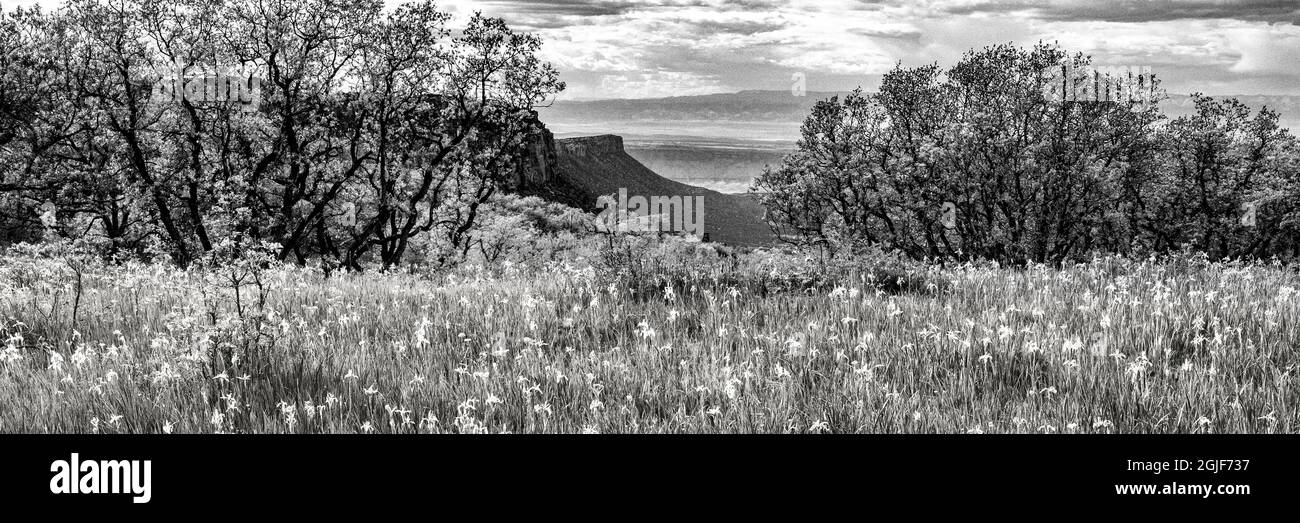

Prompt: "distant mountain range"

[541,90,1300,140]
[538,90,1300,196]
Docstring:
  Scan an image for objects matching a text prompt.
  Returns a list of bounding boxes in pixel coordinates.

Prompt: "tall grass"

[1,246,1297,433]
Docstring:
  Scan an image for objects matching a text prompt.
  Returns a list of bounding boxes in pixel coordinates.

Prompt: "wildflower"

[1279,286,1296,301]
[162,421,173,434]
[363,385,379,396]
[46,350,65,371]
[635,321,657,341]
[809,420,830,433]
[886,302,903,318]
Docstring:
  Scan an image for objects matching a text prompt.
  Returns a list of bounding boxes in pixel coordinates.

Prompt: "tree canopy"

[0,0,564,270]
[754,43,1300,264]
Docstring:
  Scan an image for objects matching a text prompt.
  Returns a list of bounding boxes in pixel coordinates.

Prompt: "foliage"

[468,192,597,265]
[755,43,1300,264]
[0,0,564,270]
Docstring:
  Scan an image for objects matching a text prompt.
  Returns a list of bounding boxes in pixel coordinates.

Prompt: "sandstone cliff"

[510,121,775,246]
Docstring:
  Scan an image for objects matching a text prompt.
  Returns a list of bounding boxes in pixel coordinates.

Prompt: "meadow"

[1,243,1297,434]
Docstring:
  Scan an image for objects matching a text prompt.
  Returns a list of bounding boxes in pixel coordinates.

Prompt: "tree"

[1135,95,1300,258]
[755,43,1300,264]
[0,0,564,270]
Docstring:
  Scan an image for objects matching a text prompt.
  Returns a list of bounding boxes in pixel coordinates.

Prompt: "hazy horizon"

[551,88,1300,102]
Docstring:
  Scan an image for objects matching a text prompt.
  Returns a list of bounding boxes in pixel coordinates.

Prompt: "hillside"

[553,135,775,247]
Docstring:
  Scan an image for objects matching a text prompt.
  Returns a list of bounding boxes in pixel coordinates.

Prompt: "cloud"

[927,0,1299,24]
[433,0,1300,98]
[11,0,1300,98]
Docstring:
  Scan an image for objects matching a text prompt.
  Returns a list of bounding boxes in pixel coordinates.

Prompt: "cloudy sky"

[8,0,1300,100]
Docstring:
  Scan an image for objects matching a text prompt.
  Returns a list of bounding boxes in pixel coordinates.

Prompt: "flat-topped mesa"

[556,135,625,157]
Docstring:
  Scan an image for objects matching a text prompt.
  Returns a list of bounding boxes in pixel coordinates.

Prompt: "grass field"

[1,247,1297,434]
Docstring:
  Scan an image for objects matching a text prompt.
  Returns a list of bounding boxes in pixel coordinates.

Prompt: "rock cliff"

[509,121,774,246]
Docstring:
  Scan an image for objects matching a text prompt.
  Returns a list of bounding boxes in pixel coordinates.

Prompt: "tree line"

[755,43,1300,265]
[0,0,563,270]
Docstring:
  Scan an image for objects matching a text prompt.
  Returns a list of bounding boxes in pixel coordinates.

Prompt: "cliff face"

[512,115,558,189]
[508,119,592,210]
[508,123,774,246]
[556,135,625,157]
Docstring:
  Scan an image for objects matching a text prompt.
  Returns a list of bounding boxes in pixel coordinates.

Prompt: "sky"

[7,0,1300,100]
